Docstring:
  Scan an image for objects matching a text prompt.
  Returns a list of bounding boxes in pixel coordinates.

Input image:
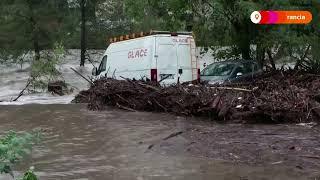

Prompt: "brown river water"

[0,104,319,180]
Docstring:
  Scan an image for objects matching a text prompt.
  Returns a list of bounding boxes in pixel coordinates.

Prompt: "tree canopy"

[0,0,319,70]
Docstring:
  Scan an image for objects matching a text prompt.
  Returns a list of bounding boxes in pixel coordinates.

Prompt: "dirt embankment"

[73,71,320,123]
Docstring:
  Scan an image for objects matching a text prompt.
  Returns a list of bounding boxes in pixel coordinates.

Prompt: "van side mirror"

[92,67,98,76]
[236,72,243,78]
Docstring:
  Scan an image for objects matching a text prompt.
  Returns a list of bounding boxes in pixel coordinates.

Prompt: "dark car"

[200,60,262,85]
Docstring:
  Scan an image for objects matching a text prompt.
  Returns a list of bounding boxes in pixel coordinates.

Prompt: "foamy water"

[0,50,102,105]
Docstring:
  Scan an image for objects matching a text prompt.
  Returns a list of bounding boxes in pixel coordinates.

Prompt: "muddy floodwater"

[0,104,319,180]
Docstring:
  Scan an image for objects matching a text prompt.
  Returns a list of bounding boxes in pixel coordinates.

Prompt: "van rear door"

[178,37,198,82]
[157,42,179,84]
[177,38,194,82]
[156,35,198,84]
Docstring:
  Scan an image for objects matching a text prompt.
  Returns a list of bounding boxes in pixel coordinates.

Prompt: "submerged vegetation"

[0,131,41,180]
[29,42,66,91]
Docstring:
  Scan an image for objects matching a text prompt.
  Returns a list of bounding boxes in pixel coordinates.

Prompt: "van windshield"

[98,56,107,73]
[201,63,235,76]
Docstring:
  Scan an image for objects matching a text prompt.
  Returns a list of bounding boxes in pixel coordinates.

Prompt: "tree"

[74,0,104,66]
[1,0,318,71]
[0,0,69,62]
[192,0,318,70]
[123,0,188,31]
[80,0,86,66]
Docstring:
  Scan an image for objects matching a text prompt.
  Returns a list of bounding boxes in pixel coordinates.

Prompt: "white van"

[92,31,199,84]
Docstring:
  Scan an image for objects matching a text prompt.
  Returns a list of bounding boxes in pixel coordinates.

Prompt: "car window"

[243,63,253,74]
[253,63,259,71]
[98,56,107,73]
[201,63,235,76]
[232,65,244,78]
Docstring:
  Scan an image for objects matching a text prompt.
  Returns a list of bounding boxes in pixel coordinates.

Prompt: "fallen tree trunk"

[70,67,94,85]
[212,87,252,92]
[12,80,31,102]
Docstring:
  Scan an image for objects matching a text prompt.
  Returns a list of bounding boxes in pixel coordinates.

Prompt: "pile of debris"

[73,71,320,123]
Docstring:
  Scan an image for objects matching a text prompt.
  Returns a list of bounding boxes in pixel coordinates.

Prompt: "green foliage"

[213,46,242,61]
[0,131,41,179]
[0,50,30,66]
[131,0,194,31]
[0,0,73,64]
[0,0,319,72]
[295,35,320,73]
[30,42,65,90]
[21,168,38,180]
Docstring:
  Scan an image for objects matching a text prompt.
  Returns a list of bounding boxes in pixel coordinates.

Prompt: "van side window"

[98,56,107,73]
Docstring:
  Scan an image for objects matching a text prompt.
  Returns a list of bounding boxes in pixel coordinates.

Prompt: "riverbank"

[0,104,319,179]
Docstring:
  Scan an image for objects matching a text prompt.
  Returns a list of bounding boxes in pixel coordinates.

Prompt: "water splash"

[0,50,102,105]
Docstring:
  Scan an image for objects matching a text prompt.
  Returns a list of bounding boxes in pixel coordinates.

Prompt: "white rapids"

[0,50,103,105]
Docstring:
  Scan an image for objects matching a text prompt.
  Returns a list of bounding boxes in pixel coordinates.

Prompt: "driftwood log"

[12,80,32,102]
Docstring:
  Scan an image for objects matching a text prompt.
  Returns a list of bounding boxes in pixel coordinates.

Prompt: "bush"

[30,42,65,91]
[0,130,41,180]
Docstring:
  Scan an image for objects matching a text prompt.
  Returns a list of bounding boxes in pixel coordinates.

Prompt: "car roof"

[210,59,256,65]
